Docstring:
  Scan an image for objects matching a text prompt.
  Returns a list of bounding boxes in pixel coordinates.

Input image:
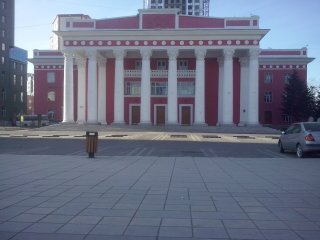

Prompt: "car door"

[287,124,301,151]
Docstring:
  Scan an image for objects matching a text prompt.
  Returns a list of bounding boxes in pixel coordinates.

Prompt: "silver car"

[278,122,320,158]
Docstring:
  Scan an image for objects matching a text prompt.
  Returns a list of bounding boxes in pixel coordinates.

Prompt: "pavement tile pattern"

[0,154,320,239]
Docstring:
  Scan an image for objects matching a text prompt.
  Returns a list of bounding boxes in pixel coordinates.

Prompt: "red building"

[29,9,314,126]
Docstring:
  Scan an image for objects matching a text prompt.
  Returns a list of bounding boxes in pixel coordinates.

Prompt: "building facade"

[30,9,313,126]
[144,0,210,16]
[0,0,28,125]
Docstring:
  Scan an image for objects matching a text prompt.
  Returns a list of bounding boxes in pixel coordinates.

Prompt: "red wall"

[106,60,115,124]
[142,14,176,29]
[233,59,240,125]
[259,69,307,125]
[205,58,219,125]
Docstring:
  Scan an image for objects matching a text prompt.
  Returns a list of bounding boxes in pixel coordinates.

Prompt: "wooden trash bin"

[86,131,98,158]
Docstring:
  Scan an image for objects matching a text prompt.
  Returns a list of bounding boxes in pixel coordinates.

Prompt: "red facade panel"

[179,16,224,28]
[96,16,139,29]
[233,59,241,125]
[226,20,250,27]
[142,14,175,29]
[205,58,219,125]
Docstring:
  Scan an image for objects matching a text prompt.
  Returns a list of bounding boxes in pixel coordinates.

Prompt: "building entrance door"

[156,105,166,125]
[181,106,191,125]
[131,105,140,125]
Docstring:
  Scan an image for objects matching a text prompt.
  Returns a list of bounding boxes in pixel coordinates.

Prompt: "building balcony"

[124,69,196,78]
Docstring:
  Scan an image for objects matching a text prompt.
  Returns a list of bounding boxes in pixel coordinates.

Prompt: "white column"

[247,48,260,125]
[75,56,86,124]
[87,50,98,124]
[167,48,179,125]
[194,48,207,125]
[221,48,234,125]
[239,57,249,125]
[62,51,74,123]
[113,49,126,124]
[98,56,107,124]
[217,58,224,125]
[140,48,152,125]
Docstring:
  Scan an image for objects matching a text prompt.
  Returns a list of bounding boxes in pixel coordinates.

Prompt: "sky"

[15,0,320,86]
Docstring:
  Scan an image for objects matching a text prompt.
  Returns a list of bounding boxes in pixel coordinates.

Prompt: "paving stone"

[193,227,229,239]
[295,230,320,240]
[130,217,161,226]
[227,228,265,239]
[261,229,302,240]
[223,219,256,229]
[0,222,31,232]
[40,214,74,223]
[69,215,102,224]
[23,222,62,233]
[159,226,192,238]
[90,224,127,235]
[125,226,159,237]
[254,220,289,230]
[161,218,191,227]
[57,223,95,234]
[10,232,85,240]
[10,213,45,223]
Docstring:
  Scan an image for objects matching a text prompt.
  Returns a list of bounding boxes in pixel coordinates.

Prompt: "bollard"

[86,131,98,158]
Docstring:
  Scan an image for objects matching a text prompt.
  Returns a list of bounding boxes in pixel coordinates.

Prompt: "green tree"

[282,71,315,122]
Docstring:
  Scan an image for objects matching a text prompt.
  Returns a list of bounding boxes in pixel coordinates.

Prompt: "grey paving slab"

[0,154,320,239]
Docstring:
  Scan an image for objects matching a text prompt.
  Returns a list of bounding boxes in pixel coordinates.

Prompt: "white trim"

[179,104,193,125]
[129,104,140,125]
[154,104,167,125]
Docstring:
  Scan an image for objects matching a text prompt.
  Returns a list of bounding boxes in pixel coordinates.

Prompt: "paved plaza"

[0,153,320,239]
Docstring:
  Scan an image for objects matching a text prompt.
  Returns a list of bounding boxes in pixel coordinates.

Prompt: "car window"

[303,123,320,131]
[293,124,301,133]
[285,125,295,134]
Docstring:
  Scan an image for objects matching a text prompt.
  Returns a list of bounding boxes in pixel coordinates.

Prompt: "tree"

[315,86,320,121]
[282,71,315,122]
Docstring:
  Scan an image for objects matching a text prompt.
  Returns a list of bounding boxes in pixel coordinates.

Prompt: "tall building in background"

[144,0,210,16]
[0,0,28,125]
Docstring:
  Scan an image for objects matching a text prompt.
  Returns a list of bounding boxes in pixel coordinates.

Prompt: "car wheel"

[278,141,284,153]
[296,144,304,158]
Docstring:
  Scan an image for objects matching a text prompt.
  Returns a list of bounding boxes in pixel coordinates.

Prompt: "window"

[264,91,272,103]
[20,76,23,86]
[1,1,5,9]
[125,82,140,95]
[284,73,291,84]
[135,60,142,70]
[1,57,4,64]
[178,60,188,70]
[151,82,167,95]
[282,114,291,123]
[20,92,23,102]
[1,16,5,24]
[13,93,16,103]
[1,42,5,51]
[178,82,195,96]
[1,88,5,102]
[1,106,6,117]
[157,60,167,70]
[13,62,16,69]
[13,74,16,86]
[264,73,273,84]
[47,91,55,101]
[20,64,24,71]
[1,30,5,38]
[47,72,55,83]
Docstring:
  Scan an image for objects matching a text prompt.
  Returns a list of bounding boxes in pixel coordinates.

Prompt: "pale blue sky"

[15,0,320,86]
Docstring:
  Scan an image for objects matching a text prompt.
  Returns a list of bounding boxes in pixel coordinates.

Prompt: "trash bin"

[86,131,98,158]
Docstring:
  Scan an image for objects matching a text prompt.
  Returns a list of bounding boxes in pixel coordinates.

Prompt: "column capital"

[167,48,179,60]
[113,49,126,59]
[217,57,224,67]
[74,55,86,67]
[86,49,97,60]
[97,54,107,67]
[140,48,152,60]
[239,57,249,67]
[249,48,260,60]
[223,48,235,60]
[195,48,207,60]
[63,50,74,58]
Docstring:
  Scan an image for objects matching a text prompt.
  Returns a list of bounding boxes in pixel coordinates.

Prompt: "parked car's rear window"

[303,123,320,131]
